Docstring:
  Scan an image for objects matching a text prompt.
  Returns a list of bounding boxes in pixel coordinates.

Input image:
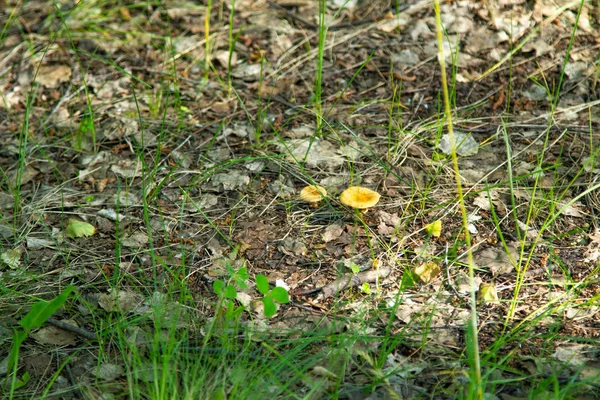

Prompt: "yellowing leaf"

[413,262,441,284]
[478,283,499,303]
[360,282,371,294]
[119,7,131,21]
[1,248,21,269]
[425,220,442,237]
[66,219,96,238]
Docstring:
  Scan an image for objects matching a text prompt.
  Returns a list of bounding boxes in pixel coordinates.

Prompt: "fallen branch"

[46,317,97,341]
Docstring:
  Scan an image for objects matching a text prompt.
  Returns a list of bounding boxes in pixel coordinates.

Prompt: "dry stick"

[288,301,326,313]
[63,358,84,399]
[266,1,318,29]
[46,317,97,341]
[0,42,26,71]
[316,267,391,300]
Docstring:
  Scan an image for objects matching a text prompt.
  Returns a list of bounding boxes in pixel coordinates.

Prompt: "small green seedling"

[255,274,289,318]
[74,114,95,151]
[213,266,249,320]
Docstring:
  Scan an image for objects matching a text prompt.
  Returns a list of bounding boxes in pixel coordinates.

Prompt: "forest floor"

[1,0,600,399]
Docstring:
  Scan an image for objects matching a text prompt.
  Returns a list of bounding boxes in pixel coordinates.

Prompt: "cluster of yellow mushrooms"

[299,185,380,210]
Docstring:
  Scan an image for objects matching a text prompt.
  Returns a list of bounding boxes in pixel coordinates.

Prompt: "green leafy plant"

[212,268,290,319]
[255,274,289,318]
[213,266,249,320]
[75,113,95,151]
[6,286,76,397]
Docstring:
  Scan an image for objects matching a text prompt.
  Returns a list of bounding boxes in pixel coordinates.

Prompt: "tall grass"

[315,0,327,135]
[433,0,481,397]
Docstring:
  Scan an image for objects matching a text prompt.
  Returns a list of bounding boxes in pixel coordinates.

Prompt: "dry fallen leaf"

[111,159,143,178]
[455,271,482,294]
[438,132,479,156]
[584,229,600,263]
[557,200,586,218]
[413,262,441,284]
[471,245,519,275]
[279,139,345,170]
[93,363,124,381]
[517,220,539,239]
[210,170,250,191]
[230,63,263,81]
[32,323,78,346]
[565,306,598,321]
[36,65,72,88]
[121,232,149,248]
[553,344,590,367]
[322,223,344,243]
[472,190,499,211]
[98,290,144,313]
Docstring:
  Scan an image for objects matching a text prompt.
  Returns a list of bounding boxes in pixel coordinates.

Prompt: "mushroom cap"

[300,185,327,202]
[339,186,380,209]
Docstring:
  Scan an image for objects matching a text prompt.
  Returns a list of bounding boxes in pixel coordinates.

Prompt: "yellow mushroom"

[339,186,380,209]
[300,185,327,203]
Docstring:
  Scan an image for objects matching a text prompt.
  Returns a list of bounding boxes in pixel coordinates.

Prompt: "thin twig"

[316,267,392,300]
[46,317,97,341]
